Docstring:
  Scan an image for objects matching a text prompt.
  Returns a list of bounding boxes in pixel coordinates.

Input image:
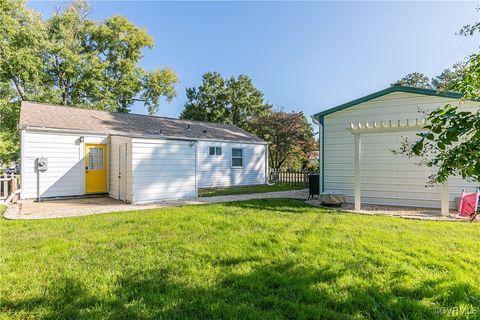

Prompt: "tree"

[0,0,45,163]
[0,0,179,162]
[180,72,271,130]
[431,62,467,92]
[249,110,316,170]
[398,21,480,185]
[393,62,468,92]
[392,72,432,89]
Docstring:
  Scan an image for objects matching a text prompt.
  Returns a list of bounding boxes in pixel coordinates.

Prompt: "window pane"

[216,147,222,155]
[209,147,215,155]
[88,147,104,170]
[232,158,243,167]
[232,149,243,157]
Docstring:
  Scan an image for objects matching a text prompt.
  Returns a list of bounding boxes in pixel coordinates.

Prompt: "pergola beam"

[348,118,426,134]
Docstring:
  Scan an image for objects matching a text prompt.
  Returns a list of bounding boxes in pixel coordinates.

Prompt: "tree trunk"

[62,78,70,105]
[12,76,27,101]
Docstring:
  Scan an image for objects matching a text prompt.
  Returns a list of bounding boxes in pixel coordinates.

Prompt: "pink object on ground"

[456,191,479,218]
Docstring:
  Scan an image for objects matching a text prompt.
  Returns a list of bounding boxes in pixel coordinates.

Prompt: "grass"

[0,205,5,216]
[199,184,305,197]
[1,199,480,319]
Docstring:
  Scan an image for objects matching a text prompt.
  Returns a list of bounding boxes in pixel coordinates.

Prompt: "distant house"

[313,86,479,214]
[307,151,320,165]
[19,102,268,204]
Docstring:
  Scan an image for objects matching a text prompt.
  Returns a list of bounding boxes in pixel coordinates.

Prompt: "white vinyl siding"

[131,138,196,204]
[323,92,479,209]
[21,130,267,202]
[109,136,132,202]
[196,141,267,188]
[21,130,107,199]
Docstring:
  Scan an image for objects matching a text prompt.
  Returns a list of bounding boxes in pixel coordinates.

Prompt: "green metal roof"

[312,85,465,119]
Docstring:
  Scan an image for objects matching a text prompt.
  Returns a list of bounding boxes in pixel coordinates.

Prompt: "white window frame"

[231,147,244,168]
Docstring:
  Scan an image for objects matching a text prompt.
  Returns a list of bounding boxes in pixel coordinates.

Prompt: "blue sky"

[28,1,480,120]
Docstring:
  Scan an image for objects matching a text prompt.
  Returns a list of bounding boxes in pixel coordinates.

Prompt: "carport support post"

[354,133,361,211]
[441,183,449,216]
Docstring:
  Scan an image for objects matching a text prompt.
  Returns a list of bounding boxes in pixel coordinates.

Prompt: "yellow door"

[85,144,107,193]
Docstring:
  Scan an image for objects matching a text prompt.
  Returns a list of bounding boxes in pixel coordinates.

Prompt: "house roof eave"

[312,85,467,120]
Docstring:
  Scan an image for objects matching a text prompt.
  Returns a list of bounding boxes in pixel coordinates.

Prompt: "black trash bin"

[308,174,319,200]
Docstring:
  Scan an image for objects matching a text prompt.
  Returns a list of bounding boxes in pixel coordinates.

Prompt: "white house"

[19,102,268,204]
[313,86,479,214]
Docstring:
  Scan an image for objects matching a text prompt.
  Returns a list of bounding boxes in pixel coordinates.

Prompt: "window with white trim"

[209,146,222,156]
[231,148,243,167]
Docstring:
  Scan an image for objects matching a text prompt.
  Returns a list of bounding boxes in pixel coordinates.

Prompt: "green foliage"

[431,63,467,92]
[411,101,480,184]
[393,63,468,92]
[0,0,46,161]
[395,14,480,185]
[405,19,480,184]
[392,72,432,89]
[458,6,480,36]
[1,199,480,318]
[142,68,178,114]
[180,72,270,130]
[454,53,480,100]
[250,110,316,170]
[0,0,179,162]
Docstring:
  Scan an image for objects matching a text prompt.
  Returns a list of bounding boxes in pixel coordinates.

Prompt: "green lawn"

[199,184,305,197]
[0,205,5,216]
[1,199,480,319]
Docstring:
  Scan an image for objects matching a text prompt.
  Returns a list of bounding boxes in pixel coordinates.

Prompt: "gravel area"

[4,189,308,220]
[305,199,478,222]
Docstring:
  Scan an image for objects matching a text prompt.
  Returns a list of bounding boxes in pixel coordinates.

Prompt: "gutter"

[21,126,269,145]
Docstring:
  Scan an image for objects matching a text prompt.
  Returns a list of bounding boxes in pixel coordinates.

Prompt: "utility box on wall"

[36,157,48,172]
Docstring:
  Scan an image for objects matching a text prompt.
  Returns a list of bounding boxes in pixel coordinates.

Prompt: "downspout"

[194,141,198,198]
[311,115,324,194]
[265,143,269,185]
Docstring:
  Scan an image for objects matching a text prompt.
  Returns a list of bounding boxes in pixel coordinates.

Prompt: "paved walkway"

[4,189,309,220]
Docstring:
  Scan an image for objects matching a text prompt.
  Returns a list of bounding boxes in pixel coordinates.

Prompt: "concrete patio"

[4,189,309,220]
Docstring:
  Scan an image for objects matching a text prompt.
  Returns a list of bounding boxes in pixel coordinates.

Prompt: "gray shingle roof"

[19,102,266,144]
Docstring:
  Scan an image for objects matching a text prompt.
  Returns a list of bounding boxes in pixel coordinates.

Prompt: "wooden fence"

[269,170,313,187]
[0,174,20,202]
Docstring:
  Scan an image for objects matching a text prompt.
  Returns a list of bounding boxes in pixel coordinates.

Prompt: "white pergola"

[347,118,449,215]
